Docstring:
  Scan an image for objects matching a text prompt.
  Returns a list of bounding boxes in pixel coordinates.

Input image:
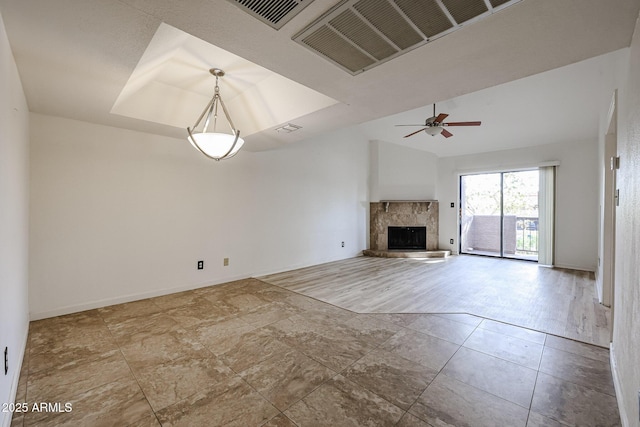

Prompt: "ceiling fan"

[397,104,481,138]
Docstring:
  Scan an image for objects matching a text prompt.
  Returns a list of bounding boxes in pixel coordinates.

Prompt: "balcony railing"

[515,216,538,254]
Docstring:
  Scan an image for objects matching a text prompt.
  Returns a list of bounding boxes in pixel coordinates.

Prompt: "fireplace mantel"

[368,201,439,251]
[380,200,438,213]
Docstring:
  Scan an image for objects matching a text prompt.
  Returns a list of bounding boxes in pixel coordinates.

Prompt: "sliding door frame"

[457,164,557,263]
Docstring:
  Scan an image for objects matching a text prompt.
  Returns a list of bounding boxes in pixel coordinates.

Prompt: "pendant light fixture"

[187,68,244,160]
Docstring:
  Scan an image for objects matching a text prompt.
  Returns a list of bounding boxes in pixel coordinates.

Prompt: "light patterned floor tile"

[531,372,621,426]
[410,374,529,427]
[407,314,477,344]
[441,347,537,408]
[285,375,405,427]
[342,348,437,410]
[463,327,544,369]
[156,376,279,427]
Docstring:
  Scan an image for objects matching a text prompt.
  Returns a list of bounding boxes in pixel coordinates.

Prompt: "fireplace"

[368,201,439,251]
[388,226,426,250]
[365,201,447,258]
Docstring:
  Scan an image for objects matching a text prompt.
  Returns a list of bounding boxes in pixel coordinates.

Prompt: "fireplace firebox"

[388,226,427,250]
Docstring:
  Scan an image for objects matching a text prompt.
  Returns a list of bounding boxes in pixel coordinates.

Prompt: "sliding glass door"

[460,173,502,257]
[460,169,542,261]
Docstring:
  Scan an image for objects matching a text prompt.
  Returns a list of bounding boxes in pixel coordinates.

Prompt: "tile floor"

[11,279,621,426]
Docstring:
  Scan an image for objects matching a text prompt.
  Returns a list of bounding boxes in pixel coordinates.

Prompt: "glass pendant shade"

[188,132,245,159]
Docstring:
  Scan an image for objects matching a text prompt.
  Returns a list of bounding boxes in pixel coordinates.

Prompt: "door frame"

[600,91,617,331]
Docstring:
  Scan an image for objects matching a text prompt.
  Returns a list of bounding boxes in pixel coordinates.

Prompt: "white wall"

[611,12,640,427]
[28,115,369,319]
[0,12,30,427]
[369,140,439,201]
[437,139,599,270]
[247,128,370,275]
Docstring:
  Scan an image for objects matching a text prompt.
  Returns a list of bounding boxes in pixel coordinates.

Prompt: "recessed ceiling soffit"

[293,0,523,75]
[111,23,338,137]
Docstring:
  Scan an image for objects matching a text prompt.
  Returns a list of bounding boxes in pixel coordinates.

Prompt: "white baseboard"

[610,342,630,427]
[553,263,596,272]
[29,274,248,321]
[29,252,367,320]
[252,252,364,279]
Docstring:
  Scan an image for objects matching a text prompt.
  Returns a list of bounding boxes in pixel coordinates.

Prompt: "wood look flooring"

[259,255,611,347]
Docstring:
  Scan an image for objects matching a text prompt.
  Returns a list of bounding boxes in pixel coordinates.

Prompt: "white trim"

[553,263,596,272]
[538,165,555,266]
[600,89,617,312]
[252,253,365,279]
[28,275,246,320]
[596,276,603,305]
[29,252,366,320]
[610,343,629,427]
[606,91,617,136]
[455,160,561,176]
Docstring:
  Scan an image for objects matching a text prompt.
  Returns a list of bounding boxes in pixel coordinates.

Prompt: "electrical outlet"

[450,202,455,208]
[341,241,345,247]
[223,258,229,266]
[4,346,8,375]
[450,239,454,245]
[197,260,204,270]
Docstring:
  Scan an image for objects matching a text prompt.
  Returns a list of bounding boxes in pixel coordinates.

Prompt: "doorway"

[460,170,541,261]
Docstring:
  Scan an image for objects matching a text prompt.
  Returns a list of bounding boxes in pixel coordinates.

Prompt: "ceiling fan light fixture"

[187,68,245,161]
[425,126,441,136]
[398,103,481,139]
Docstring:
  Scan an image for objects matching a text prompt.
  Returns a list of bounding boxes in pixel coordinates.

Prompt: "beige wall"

[611,13,640,427]
[0,12,30,427]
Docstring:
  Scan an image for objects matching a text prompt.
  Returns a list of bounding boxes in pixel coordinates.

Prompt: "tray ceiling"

[111,23,338,137]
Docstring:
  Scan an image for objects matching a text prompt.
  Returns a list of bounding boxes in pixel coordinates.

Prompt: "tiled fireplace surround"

[368,201,439,252]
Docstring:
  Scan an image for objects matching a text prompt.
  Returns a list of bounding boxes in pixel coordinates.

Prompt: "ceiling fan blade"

[441,129,453,138]
[434,113,448,124]
[403,128,427,138]
[395,124,429,126]
[443,121,482,126]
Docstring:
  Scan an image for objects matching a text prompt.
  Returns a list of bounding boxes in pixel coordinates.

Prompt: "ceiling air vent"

[227,0,314,30]
[293,0,523,75]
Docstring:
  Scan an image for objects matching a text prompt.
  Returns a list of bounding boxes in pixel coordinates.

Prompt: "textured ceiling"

[0,0,638,156]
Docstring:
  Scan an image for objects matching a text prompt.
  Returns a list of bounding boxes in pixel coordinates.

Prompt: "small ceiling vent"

[227,0,314,30]
[293,0,523,75]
